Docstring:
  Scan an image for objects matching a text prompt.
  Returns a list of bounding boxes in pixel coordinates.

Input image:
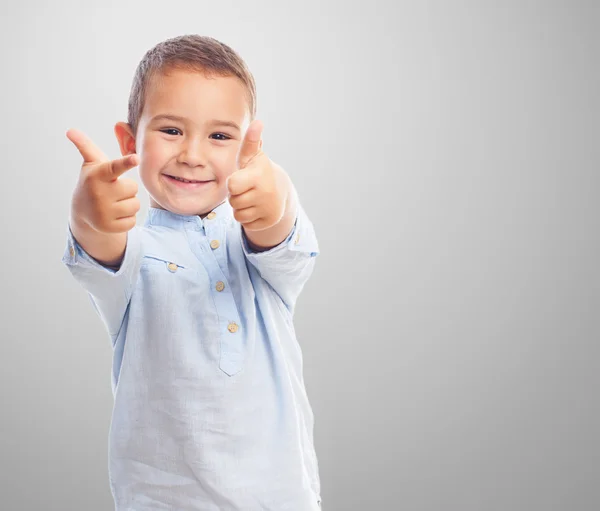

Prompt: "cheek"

[137,140,167,185]
[139,141,173,179]
[142,138,169,161]
[213,145,240,170]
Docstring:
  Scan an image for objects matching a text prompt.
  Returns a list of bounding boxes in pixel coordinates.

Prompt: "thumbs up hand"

[227,120,294,234]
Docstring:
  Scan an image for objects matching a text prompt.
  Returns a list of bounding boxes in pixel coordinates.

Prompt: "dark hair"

[127,34,257,136]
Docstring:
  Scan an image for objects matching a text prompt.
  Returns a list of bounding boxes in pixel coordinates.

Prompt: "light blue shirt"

[61,198,322,510]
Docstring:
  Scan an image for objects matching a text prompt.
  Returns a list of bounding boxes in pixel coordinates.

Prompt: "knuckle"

[227,195,238,209]
[233,209,244,222]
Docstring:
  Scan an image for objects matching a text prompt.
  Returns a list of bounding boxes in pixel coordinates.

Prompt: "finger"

[98,154,139,181]
[66,128,108,164]
[113,196,141,219]
[237,120,263,169]
[241,217,270,232]
[233,205,261,225]
[228,188,258,210]
[227,167,258,197]
[114,177,139,201]
[106,216,137,233]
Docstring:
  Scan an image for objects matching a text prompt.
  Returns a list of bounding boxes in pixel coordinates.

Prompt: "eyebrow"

[150,114,240,131]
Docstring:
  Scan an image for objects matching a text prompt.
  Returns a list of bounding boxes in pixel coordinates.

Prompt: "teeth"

[172,176,199,183]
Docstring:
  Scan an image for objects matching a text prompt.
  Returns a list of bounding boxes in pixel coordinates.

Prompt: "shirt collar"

[143,198,233,231]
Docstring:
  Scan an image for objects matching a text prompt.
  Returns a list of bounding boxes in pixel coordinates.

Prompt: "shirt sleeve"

[61,223,143,340]
[240,200,320,314]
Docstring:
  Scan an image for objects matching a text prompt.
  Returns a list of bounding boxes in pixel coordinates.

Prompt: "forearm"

[69,213,127,268]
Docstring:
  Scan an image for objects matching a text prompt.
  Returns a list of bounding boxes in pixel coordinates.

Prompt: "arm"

[62,221,143,340]
[240,197,320,315]
[62,127,142,339]
[69,213,127,269]
[229,120,320,312]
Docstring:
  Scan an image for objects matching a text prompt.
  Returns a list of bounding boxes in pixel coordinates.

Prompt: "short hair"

[127,34,257,136]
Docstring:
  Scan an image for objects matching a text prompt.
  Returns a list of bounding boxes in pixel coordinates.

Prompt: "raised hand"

[66,128,140,234]
[227,120,292,232]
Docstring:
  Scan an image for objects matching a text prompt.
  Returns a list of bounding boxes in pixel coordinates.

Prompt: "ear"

[114,122,137,157]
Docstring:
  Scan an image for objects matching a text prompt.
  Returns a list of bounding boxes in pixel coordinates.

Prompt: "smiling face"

[123,68,251,218]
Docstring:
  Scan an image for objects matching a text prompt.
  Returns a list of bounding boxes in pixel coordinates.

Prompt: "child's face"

[132,69,251,218]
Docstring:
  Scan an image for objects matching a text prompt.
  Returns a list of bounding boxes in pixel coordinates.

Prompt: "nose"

[176,138,207,167]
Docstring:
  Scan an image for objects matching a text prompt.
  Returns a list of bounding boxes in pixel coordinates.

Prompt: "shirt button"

[294,233,300,244]
[227,322,239,333]
[207,211,217,220]
[69,246,75,257]
[167,262,178,272]
[216,281,225,292]
[210,239,220,249]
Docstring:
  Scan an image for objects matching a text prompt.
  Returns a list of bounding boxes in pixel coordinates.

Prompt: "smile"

[167,175,206,183]
[164,174,214,188]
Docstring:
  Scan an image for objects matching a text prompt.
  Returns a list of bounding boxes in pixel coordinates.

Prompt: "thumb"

[66,128,108,164]
[237,120,263,169]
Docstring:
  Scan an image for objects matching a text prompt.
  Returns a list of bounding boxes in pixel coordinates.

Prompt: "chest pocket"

[140,248,209,297]
[140,241,199,283]
[142,254,187,273]
[140,236,208,281]
[141,238,196,274]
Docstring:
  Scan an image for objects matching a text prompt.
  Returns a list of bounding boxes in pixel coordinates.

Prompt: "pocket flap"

[142,254,187,269]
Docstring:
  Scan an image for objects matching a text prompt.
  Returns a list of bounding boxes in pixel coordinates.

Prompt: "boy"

[62,34,322,510]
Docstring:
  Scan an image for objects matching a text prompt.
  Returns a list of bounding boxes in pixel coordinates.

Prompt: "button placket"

[201,214,242,376]
[205,218,229,282]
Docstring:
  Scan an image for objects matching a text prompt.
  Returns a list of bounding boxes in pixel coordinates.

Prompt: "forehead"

[142,69,249,125]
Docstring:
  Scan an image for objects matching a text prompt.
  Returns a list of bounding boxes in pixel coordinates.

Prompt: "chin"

[152,194,225,217]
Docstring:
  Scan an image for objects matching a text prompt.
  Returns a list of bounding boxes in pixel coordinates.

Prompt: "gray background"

[1,0,598,509]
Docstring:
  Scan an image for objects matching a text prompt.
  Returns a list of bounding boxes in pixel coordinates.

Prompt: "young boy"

[62,34,322,510]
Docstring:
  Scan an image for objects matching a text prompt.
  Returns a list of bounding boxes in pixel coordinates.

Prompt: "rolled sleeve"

[61,224,143,340]
[240,201,320,314]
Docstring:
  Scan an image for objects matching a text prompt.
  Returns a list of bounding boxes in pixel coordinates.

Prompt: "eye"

[160,128,181,136]
[211,133,232,141]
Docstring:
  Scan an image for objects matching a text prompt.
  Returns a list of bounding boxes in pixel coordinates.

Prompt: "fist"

[67,128,140,234]
[227,120,292,231]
